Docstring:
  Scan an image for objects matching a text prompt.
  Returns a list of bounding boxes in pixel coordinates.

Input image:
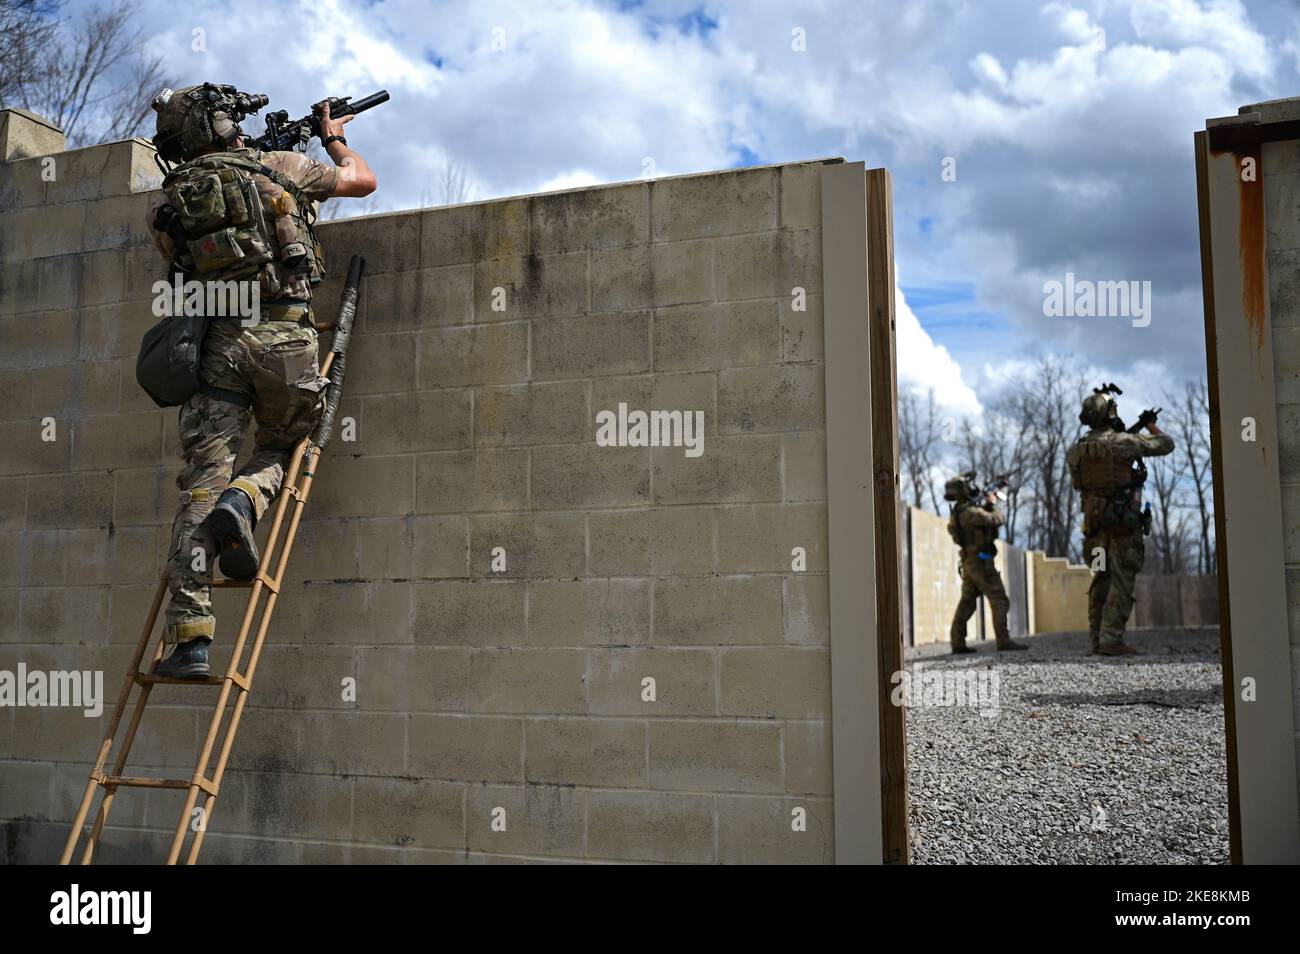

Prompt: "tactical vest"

[156,149,324,301]
[948,502,997,554]
[1075,436,1142,535]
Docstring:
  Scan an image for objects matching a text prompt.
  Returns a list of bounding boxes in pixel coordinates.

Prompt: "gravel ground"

[904,628,1229,864]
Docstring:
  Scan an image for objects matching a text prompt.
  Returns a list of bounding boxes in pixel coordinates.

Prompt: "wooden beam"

[865,167,909,864]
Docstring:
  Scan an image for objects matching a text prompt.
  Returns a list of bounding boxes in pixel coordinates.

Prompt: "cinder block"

[1264,170,1300,252]
[345,331,416,395]
[277,580,412,645]
[82,193,151,252]
[651,240,715,307]
[248,644,357,710]
[589,372,716,440]
[113,466,180,527]
[52,761,146,828]
[352,776,465,850]
[783,431,826,502]
[714,230,821,300]
[780,162,825,230]
[648,719,783,793]
[412,580,526,647]
[586,790,714,863]
[319,210,421,275]
[124,244,167,302]
[530,182,649,253]
[0,203,84,259]
[421,198,531,267]
[719,365,825,433]
[532,312,650,381]
[310,454,415,518]
[654,300,781,372]
[366,264,474,332]
[27,473,113,529]
[531,443,651,509]
[0,587,17,639]
[719,647,831,719]
[0,531,19,585]
[107,583,159,644]
[524,717,646,787]
[76,250,126,306]
[0,155,48,210]
[0,260,40,316]
[416,448,529,514]
[237,771,353,841]
[0,369,31,421]
[654,577,784,645]
[13,530,64,586]
[0,418,70,476]
[36,254,82,311]
[468,512,586,578]
[362,390,472,453]
[784,574,830,646]
[651,168,778,242]
[785,721,832,794]
[716,503,827,573]
[653,434,782,504]
[473,253,587,321]
[71,410,164,471]
[476,381,588,447]
[528,579,651,646]
[64,526,161,585]
[467,648,587,713]
[716,795,833,863]
[782,291,823,362]
[418,322,528,388]
[32,361,119,418]
[590,244,651,312]
[79,302,155,362]
[408,714,523,781]
[588,507,714,576]
[0,311,78,368]
[282,518,360,582]
[356,514,467,580]
[0,760,54,819]
[1269,248,1300,328]
[465,783,585,857]
[357,646,467,712]
[296,710,408,776]
[0,476,26,531]
[587,648,716,716]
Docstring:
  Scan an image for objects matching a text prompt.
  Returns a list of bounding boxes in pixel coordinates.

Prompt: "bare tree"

[1147,453,1188,574]
[899,388,944,512]
[0,0,59,108]
[1165,379,1215,575]
[15,0,172,146]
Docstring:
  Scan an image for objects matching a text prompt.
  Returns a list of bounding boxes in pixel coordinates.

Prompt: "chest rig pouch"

[1077,438,1142,535]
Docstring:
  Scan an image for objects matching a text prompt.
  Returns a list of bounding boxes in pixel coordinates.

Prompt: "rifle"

[1126,407,1161,434]
[249,90,390,153]
[957,470,1018,504]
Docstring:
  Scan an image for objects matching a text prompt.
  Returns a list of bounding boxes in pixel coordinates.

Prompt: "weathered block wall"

[0,112,836,863]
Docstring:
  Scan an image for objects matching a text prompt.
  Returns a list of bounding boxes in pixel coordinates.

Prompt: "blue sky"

[59,0,1300,414]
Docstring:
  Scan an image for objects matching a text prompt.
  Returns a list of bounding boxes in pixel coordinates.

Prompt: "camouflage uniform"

[150,148,337,643]
[1066,427,1175,652]
[948,500,1013,649]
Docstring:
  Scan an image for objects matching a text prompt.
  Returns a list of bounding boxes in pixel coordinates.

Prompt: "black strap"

[199,382,254,408]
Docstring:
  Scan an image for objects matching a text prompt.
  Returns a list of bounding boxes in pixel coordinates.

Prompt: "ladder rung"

[136,673,225,687]
[97,774,219,796]
[211,574,279,594]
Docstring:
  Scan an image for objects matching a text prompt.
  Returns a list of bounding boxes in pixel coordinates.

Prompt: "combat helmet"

[1079,383,1121,427]
[151,83,268,164]
[943,472,977,502]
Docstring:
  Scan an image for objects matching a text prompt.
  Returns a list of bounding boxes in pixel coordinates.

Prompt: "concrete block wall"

[1029,552,1090,634]
[0,110,836,863]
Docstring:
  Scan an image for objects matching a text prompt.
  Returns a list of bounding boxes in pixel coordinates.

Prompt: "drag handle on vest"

[311,255,365,450]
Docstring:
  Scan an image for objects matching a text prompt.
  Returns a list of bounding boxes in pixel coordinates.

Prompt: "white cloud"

[896,283,983,416]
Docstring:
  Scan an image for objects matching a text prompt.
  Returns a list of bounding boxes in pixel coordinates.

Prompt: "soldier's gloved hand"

[1137,407,1161,430]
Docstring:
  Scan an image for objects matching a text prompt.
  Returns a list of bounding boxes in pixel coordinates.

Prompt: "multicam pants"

[163,304,325,642]
[950,554,1012,648]
[1085,528,1145,650]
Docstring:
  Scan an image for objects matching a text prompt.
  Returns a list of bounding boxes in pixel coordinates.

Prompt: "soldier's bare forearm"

[327,142,377,197]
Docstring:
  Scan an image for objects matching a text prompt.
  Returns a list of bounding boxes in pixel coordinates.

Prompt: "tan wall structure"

[0,109,912,864]
[1197,96,1300,862]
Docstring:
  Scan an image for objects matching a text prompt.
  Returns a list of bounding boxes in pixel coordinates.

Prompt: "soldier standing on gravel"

[1066,387,1174,657]
[946,474,1029,655]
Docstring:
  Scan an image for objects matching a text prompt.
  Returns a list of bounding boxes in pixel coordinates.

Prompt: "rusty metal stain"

[1236,144,1267,352]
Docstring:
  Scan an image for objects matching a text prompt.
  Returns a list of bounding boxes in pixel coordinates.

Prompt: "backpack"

[135,310,210,408]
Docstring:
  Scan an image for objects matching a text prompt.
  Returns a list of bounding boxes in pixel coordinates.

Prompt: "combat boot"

[996,640,1029,652]
[1098,641,1138,657]
[204,487,260,581]
[155,637,212,679]
[1089,633,1100,655]
[951,643,976,655]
